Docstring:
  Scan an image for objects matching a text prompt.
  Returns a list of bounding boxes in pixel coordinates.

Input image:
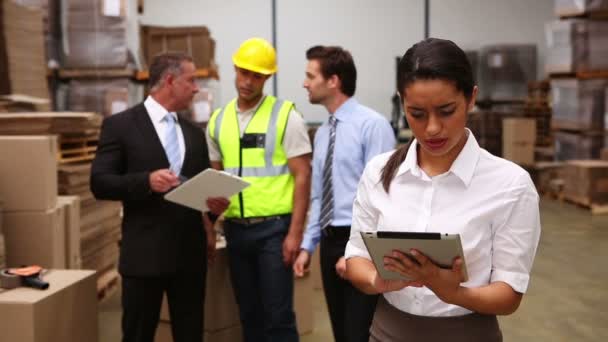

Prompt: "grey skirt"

[369,296,502,342]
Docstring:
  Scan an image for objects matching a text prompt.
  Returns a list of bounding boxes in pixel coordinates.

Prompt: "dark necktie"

[320,115,337,229]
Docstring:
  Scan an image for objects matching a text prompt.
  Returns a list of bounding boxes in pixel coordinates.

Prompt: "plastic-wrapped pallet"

[479,44,537,101]
[545,20,608,73]
[555,131,607,160]
[551,78,607,131]
[61,0,128,68]
[554,0,608,16]
[64,78,144,117]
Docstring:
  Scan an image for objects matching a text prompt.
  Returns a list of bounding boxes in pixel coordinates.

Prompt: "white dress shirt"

[144,96,186,168]
[345,130,541,317]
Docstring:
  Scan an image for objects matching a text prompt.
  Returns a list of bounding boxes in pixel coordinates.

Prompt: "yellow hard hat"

[232,37,278,75]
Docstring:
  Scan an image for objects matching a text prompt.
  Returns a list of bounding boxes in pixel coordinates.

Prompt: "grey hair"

[148,52,194,91]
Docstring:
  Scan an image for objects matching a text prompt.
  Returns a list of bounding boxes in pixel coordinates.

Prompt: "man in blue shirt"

[294,46,396,342]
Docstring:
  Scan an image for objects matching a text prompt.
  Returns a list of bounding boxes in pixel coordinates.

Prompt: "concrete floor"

[99,198,608,341]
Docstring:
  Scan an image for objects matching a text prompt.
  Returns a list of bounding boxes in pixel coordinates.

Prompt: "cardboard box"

[502,118,536,166]
[0,270,98,342]
[0,136,58,211]
[294,272,313,335]
[140,25,215,69]
[562,160,608,205]
[3,204,66,268]
[57,196,81,269]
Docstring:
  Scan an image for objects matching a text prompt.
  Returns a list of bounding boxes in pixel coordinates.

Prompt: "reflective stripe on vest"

[209,95,294,218]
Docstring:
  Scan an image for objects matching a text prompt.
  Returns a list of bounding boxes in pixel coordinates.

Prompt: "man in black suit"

[91,52,228,342]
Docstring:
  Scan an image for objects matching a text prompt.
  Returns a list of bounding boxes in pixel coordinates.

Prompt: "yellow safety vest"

[208,95,295,218]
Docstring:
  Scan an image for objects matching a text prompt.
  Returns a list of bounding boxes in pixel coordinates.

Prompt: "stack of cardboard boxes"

[0,113,123,294]
[0,198,5,269]
[0,0,54,106]
[0,136,67,269]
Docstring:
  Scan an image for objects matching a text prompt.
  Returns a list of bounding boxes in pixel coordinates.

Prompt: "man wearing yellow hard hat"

[206,37,312,342]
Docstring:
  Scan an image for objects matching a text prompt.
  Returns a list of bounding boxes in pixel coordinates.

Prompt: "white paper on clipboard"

[164,169,250,212]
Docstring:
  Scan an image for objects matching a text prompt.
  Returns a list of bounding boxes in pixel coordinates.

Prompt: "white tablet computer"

[360,231,468,282]
[164,169,250,212]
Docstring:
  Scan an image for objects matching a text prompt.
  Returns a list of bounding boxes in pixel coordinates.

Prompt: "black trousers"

[121,270,206,342]
[320,226,379,342]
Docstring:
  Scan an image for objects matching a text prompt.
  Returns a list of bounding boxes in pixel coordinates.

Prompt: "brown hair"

[148,51,194,90]
[381,38,473,193]
[306,45,357,96]
[380,140,412,192]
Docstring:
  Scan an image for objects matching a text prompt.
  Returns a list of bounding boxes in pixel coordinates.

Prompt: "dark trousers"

[369,296,502,342]
[320,226,379,342]
[121,271,205,342]
[224,215,299,342]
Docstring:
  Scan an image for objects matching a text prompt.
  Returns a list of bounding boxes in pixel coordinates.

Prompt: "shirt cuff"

[490,269,530,293]
[344,241,372,260]
[300,235,316,254]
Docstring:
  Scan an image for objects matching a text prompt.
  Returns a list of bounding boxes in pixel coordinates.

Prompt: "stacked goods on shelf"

[0,1,8,94]
[547,0,608,162]
[545,19,608,74]
[554,0,608,17]
[525,81,553,148]
[550,78,607,160]
[551,78,606,131]
[0,0,56,106]
[61,0,128,69]
[64,78,143,117]
[478,44,537,101]
[140,25,216,70]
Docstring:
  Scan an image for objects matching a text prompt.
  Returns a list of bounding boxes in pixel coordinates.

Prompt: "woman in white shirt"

[345,38,541,342]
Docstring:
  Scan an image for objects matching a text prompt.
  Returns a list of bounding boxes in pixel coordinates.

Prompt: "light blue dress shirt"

[301,98,396,253]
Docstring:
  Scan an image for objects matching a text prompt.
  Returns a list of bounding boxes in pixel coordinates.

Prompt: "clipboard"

[164,169,250,212]
[360,231,468,282]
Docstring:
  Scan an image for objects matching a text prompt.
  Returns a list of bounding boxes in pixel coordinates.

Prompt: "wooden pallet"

[58,134,99,164]
[97,268,120,303]
[563,194,608,215]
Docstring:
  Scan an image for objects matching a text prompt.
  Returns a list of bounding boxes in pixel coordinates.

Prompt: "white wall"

[138,0,555,122]
[277,0,423,122]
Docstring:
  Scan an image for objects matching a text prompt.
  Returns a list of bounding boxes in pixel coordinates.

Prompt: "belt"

[321,225,351,239]
[226,215,287,226]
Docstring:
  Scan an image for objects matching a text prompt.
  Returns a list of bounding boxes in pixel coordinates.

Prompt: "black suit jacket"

[91,103,210,277]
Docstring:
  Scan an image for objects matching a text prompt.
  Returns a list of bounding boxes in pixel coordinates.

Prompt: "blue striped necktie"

[163,113,182,175]
[320,115,337,229]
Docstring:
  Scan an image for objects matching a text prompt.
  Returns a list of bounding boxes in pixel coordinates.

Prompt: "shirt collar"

[395,128,480,187]
[332,97,357,122]
[144,95,177,123]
